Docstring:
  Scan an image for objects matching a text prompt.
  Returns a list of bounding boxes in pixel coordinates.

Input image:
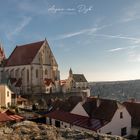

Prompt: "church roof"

[5,40,45,66]
[73,74,87,82]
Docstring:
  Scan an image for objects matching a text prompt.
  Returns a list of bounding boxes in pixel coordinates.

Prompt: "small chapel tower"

[69,68,73,77]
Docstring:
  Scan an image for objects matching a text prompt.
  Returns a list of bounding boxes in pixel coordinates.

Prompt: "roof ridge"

[16,40,45,47]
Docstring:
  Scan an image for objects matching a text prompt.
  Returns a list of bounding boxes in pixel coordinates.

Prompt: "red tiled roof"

[44,78,55,86]
[83,97,118,121]
[17,96,27,102]
[0,112,24,122]
[6,40,45,66]
[0,113,11,122]
[123,101,140,127]
[46,110,108,131]
[51,96,82,112]
[60,80,66,85]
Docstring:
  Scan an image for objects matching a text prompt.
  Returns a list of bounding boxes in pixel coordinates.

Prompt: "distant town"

[0,39,140,140]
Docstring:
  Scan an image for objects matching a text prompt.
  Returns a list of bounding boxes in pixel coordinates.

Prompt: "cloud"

[108,47,125,52]
[92,33,140,41]
[53,25,110,40]
[7,16,32,40]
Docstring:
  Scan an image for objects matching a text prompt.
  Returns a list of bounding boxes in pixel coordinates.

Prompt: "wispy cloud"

[55,28,97,40]
[108,47,125,52]
[53,25,110,40]
[7,16,32,40]
[92,34,140,42]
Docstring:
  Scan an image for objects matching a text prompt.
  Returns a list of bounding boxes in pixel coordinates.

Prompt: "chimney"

[96,95,101,107]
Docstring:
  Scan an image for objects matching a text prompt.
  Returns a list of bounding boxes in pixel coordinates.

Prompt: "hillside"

[0,121,127,140]
[89,79,140,101]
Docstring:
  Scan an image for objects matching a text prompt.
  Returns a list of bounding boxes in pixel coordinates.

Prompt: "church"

[0,39,60,94]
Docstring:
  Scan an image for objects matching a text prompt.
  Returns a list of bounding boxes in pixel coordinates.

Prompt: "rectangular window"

[7,91,9,97]
[106,132,112,135]
[121,127,127,136]
[27,69,29,83]
[45,69,48,75]
[120,112,123,119]
[36,69,38,78]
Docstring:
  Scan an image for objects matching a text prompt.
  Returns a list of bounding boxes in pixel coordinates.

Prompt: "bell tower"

[69,68,73,77]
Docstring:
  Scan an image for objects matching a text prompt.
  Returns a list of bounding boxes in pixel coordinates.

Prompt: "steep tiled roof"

[6,40,45,66]
[83,97,118,121]
[44,78,55,86]
[51,96,82,112]
[123,101,140,127]
[73,74,87,82]
[46,110,108,131]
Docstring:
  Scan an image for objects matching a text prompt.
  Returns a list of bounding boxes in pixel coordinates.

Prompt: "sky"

[1,0,140,81]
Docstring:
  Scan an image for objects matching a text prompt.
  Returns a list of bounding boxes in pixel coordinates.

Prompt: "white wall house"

[70,97,131,137]
[0,84,12,107]
[46,110,108,133]
[0,39,60,94]
[123,101,140,137]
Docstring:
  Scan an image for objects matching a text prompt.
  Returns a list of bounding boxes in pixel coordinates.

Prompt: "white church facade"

[0,40,60,94]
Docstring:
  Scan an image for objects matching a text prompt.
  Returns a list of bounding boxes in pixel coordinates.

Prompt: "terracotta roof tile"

[44,78,55,86]
[46,110,108,131]
[6,40,45,66]
[51,96,82,112]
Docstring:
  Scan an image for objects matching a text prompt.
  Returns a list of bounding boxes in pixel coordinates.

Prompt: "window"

[121,127,127,136]
[55,120,60,128]
[36,69,38,78]
[27,69,29,83]
[120,112,123,119]
[106,132,112,135]
[7,102,10,107]
[7,91,9,97]
[45,69,48,75]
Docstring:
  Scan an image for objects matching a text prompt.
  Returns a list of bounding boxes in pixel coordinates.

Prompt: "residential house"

[123,100,140,136]
[0,84,13,108]
[49,96,131,137]
[0,39,60,94]
[46,110,108,131]
[62,68,90,97]
[70,97,131,137]
[16,96,28,108]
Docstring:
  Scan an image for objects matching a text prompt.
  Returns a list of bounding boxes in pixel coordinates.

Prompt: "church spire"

[69,68,73,77]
